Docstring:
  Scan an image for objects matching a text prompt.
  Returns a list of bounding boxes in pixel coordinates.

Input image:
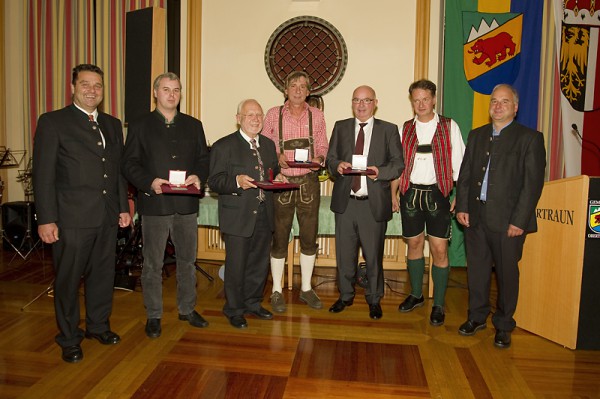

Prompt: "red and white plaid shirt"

[262,101,328,177]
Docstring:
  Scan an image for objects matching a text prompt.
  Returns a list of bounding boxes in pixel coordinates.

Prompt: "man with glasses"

[261,71,329,312]
[391,79,465,327]
[456,84,545,348]
[326,85,404,319]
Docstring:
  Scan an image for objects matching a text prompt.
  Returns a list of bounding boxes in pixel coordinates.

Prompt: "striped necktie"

[250,138,265,202]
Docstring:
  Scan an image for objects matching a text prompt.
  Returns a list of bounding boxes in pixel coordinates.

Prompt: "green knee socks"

[432,265,450,307]
[407,258,425,298]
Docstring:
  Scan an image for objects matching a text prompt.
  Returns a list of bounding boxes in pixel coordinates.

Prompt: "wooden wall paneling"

[0,0,7,197]
[414,0,430,80]
[185,0,201,119]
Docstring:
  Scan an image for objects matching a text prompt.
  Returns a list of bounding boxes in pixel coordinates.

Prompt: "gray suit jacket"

[456,121,546,233]
[32,104,129,228]
[327,118,404,222]
[208,131,280,238]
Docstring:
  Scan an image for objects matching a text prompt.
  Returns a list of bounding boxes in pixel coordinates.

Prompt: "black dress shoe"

[179,310,209,328]
[429,305,445,326]
[494,330,512,348]
[62,344,83,363]
[329,298,354,313]
[85,330,120,345]
[145,318,161,338]
[245,307,273,320]
[458,319,487,336]
[229,315,248,329]
[398,295,425,312]
[369,303,383,320]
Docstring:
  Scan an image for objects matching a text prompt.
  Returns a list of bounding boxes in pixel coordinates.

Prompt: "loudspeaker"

[124,7,166,123]
[1,201,38,250]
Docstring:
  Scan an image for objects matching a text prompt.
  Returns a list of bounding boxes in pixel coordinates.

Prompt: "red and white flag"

[555,1,600,177]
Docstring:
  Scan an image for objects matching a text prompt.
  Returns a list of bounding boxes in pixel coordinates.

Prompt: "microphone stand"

[571,123,600,155]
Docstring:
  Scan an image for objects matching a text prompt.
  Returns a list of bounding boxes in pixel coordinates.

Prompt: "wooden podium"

[515,176,600,349]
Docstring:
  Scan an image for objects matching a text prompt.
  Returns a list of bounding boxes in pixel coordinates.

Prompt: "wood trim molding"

[0,0,5,146]
[414,0,431,80]
[186,0,202,119]
[0,0,6,194]
[151,7,167,112]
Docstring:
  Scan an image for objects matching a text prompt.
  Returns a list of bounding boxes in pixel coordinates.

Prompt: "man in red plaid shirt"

[262,71,329,312]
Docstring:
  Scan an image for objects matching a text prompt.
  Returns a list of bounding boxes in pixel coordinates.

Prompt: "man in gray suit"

[326,85,404,319]
[208,99,286,329]
[456,84,546,349]
[33,64,131,363]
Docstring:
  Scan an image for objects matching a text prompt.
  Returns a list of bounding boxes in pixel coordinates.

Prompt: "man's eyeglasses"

[240,113,264,118]
[352,98,374,104]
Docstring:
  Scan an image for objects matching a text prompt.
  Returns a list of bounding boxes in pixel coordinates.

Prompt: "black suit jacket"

[456,121,546,233]
[327,118,404,222]
[32,104,129,228]
[121,111,209,216]
[207,131,280,237]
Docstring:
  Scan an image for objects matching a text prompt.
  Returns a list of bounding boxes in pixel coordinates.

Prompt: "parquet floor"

[0,245,599,398]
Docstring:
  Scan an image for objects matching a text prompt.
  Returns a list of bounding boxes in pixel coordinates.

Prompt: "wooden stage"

[0,246,599,398]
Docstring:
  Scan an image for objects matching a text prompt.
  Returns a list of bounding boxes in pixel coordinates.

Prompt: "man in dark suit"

[326,85,404,319]
[32,64,132,363]
[208,99,285,329]
[456,84,546,349]
[122,72,210,338]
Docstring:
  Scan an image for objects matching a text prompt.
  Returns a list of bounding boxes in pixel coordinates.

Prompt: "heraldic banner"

[442,0,543,266]
[443,0,543,134]
[554,0,600,177]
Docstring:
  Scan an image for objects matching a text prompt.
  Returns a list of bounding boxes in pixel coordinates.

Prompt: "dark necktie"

[352,123,367,193]
[250,138,266,202]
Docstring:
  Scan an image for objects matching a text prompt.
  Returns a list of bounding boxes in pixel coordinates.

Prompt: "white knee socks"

[300,253,316,292]
[270,257,285,293]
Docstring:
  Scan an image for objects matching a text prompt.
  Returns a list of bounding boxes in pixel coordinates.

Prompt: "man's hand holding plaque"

[286,148,323,170]
[159,170,201,195]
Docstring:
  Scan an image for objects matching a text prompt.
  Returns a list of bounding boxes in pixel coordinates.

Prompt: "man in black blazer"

[208,99,285,329]
[122,72,210,338]
[456,84,546,349]
[326,85,404,319]
[32,64,131,363]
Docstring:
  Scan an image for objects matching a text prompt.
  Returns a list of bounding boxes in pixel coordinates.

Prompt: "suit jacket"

[456,121,546,233]
[327,118,404,222]
[207,131,280,238]
[121,111,210,216]
[32,104,129,229]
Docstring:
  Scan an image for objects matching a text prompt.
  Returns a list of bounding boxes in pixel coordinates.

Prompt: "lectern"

[515,176,600,350]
